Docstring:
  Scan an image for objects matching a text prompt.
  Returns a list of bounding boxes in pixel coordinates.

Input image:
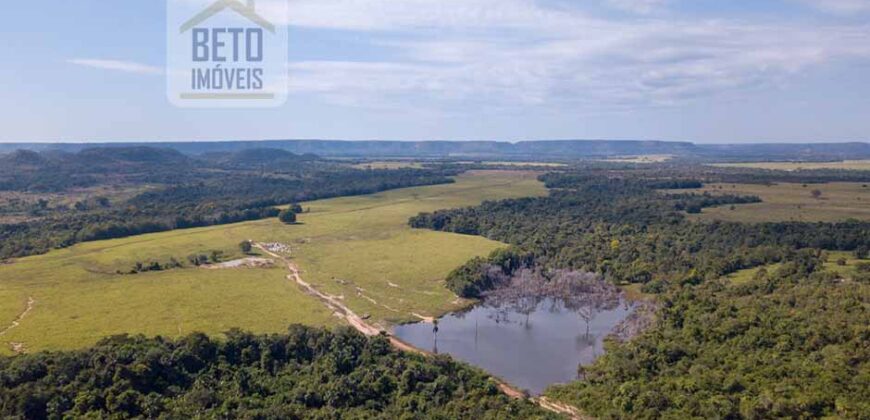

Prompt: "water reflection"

[393,298,634,394]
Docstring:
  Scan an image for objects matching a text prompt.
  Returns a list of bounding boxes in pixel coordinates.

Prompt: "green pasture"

[726,251,866,286]
[0,171,546,354]
[672,182,870,222]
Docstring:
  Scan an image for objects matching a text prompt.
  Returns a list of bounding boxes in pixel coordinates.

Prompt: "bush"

[445,258,495,298]
[278,209,297,224]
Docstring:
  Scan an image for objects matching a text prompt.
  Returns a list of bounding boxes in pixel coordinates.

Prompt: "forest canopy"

[412,172,870,297]
[0,326,554,419]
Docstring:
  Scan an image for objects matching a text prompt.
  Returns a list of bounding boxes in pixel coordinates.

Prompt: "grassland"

[726,251,866,285]
[465,161,568,167]
[725,264,783,285]
[671,182,870,222]
[0,171,546,355]
[712,160,870,171]
[601,155,673,164]
[822,251,869,279]
[349,161,425,169]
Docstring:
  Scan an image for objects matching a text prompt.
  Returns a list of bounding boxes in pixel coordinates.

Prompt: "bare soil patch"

[202,257,275,270]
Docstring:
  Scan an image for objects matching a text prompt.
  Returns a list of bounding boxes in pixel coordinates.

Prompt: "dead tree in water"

[548,270,620,337]
[483,268,542,327]
[482,268,620,335]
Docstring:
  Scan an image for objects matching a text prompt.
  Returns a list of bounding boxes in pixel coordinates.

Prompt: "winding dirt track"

[2,296,36,354]
[0,296,35,337]
[254,243,587,419]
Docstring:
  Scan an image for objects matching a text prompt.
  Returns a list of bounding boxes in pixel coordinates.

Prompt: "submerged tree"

[481,267,620,335]
[548,270,620,337]
[483,268,543,327]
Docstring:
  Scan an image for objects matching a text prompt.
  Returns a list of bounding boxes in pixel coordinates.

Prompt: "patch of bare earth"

[254,243,383,336]
[202,257,275,270]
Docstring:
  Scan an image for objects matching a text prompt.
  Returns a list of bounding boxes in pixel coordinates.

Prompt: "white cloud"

[281,0,870,111]
[159,0,870,113]
[795,0,870,14]
[68,59,163,75]
[282,0,579,30]
[605,0,670,14]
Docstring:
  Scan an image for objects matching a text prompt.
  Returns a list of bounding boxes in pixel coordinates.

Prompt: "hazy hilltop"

[0,147,194,192]
[200,148,319,170]
[2,140,868,161]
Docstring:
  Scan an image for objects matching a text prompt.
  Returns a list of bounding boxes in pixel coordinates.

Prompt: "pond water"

[393,298,635,394]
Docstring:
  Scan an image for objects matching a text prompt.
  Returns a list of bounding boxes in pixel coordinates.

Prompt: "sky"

[0,0,869,143]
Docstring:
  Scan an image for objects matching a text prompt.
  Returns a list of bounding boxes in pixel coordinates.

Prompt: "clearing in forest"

[726,251,868,285]
[0,171,546,355]
[671,182,870,222]
[712,160,870,171]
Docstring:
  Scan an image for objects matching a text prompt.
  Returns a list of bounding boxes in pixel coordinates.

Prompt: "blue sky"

[0,0,869,143]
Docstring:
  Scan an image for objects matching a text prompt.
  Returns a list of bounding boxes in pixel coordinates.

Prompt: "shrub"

[278,209,297,224]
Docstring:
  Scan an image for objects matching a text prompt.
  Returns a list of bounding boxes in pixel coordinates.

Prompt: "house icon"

[180,0,275,34]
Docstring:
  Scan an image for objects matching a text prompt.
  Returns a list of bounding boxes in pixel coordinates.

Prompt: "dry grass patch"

[671,182,870,222]
[712,160,870,171]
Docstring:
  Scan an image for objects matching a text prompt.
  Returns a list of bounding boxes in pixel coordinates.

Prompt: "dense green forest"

[411,172,870,297]
[547,253,870,419]
[0,326,553,419]
[0,148,455,259]
[410,166,870,418]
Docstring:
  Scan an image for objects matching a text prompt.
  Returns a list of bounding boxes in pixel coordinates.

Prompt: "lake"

[393,298,635,394]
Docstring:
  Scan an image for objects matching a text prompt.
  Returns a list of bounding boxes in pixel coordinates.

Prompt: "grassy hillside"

[0,171,546,355]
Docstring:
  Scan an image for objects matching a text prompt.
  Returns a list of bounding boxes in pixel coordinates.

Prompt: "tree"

[278,209,297,224]
[811,189,823,199]
[187,254,209,266]
[239,240,252,254]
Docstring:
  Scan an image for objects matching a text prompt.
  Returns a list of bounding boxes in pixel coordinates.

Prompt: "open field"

[601,155,673,164]
[725,264,783,285]
[726,251,866,285]
[0,171,546,355]
[671,182,870,222]
[822,251,869,279]
[349,161,425,170]
[469,161,568,167]
[712,160,870,171]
